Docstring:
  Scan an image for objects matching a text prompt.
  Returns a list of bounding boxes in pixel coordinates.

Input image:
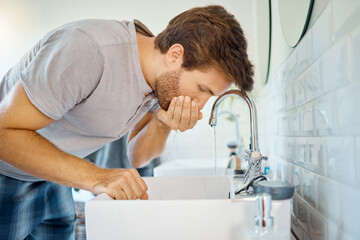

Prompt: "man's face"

[155,67,231,111]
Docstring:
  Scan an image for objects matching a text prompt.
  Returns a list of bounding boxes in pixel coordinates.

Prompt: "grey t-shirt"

[0,19,159,181]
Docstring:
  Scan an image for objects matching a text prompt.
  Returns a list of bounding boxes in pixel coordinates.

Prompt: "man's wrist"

[154,113,171,131]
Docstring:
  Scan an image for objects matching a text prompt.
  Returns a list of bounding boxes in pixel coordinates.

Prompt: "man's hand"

[156,96,203,132]
[92,168,149,200]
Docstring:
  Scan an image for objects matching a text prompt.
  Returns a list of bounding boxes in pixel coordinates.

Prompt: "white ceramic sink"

[85,176,290,240]
[153,158,230,177]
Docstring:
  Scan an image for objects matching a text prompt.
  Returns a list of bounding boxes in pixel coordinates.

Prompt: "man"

[0,5,254,239]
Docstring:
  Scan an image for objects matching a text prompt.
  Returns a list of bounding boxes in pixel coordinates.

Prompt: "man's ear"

[165,44,184,69]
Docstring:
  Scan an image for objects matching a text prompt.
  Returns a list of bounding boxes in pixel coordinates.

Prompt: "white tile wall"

[314,93,337,136]
[308,206,327,240]
[304,62,322,101]
[332,0,360,38]
[356,137,360,188]
[292,164,303,195]
[299,102,314,136]
[293,76,306,106]
[336,82,360,135]
[297,196,310,233]
[324,136,356,187]
[317,176,340,222]
[296,137,307,167]
[297,29,313,74]
[307,137,325,174]
[339,184,360,237]
[321,36,351,93]
[312,4,333,60]
[259,2,360,239]
[352,26,360,82]
[302,170,318,209]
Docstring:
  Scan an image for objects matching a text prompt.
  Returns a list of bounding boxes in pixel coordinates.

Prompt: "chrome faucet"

[209,89,268,184]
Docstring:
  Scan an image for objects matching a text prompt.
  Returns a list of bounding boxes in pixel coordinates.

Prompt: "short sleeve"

[148,102,160,113]
[20,28,104,120]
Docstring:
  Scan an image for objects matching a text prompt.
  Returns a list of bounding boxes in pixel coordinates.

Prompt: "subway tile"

[280,114,289,135]
[296,137,307,167]
[308,206,328,240]
[302,170,318,209]
[314,93,337,136]
[280,61,290,83]
[312,4,333,60]
[274,93,284,113]
[356,137,360,189]
[327,220,340,240]
[291,215,304,240]
[297,29,313,74]
[288,109,300,136]
[321,36,351,94]
[275,161,283,181]
[307,137,326,175]
[274,115,281,135]
[317,176,340,222]
[285,137,297,163]
[332,0,360,39]
[299,102,314,136]
[304,62,322,101]
[288,50,298,81]
[293,76,306,107]
[336,82,360,135]
[284,81,294,111]
[327,219,357,240]
[352,26,360,82]
[339,184,360,238]
[297,197,310,235]
[292,165,303,196]
[282,162,292,185]
[275,136,286,158]
[324,136,356,187]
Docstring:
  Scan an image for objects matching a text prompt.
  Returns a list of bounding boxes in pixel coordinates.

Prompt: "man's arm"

[127,96,202,168]
[0,82,148,200]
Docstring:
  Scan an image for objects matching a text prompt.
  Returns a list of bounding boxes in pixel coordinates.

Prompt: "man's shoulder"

[56,19,136,47]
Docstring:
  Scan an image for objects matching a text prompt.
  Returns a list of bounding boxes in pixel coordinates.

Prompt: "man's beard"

[155,69,182,110]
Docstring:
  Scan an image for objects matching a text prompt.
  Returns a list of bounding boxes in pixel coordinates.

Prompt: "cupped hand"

[156,96,203,132]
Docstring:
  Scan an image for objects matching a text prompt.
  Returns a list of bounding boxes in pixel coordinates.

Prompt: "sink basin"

[85,176,290,240]
[153,158,229,177]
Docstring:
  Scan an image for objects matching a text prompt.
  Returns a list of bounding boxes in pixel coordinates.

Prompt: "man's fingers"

[129,169,148,198]
[172,96,184,128]
[167,97,177,120]
[140,192,149,200]
[119,176,138,200]
[113,189,127,200]
[178,96,191,130]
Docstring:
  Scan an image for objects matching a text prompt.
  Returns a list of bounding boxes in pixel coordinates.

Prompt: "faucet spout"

[209,89,259,152]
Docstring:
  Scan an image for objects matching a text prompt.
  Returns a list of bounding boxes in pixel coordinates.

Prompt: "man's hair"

[154,5,254,92]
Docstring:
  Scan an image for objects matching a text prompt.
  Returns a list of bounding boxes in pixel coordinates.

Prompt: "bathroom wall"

[259,0,360,239]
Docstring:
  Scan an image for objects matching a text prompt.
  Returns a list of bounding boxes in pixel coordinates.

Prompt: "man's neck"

[136,33,157,91]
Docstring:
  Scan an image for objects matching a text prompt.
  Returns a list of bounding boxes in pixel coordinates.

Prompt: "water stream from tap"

[213,126,217,176]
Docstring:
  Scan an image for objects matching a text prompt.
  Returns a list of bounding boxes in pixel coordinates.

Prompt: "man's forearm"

[0,128,103,191]
[127,116,171,168]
